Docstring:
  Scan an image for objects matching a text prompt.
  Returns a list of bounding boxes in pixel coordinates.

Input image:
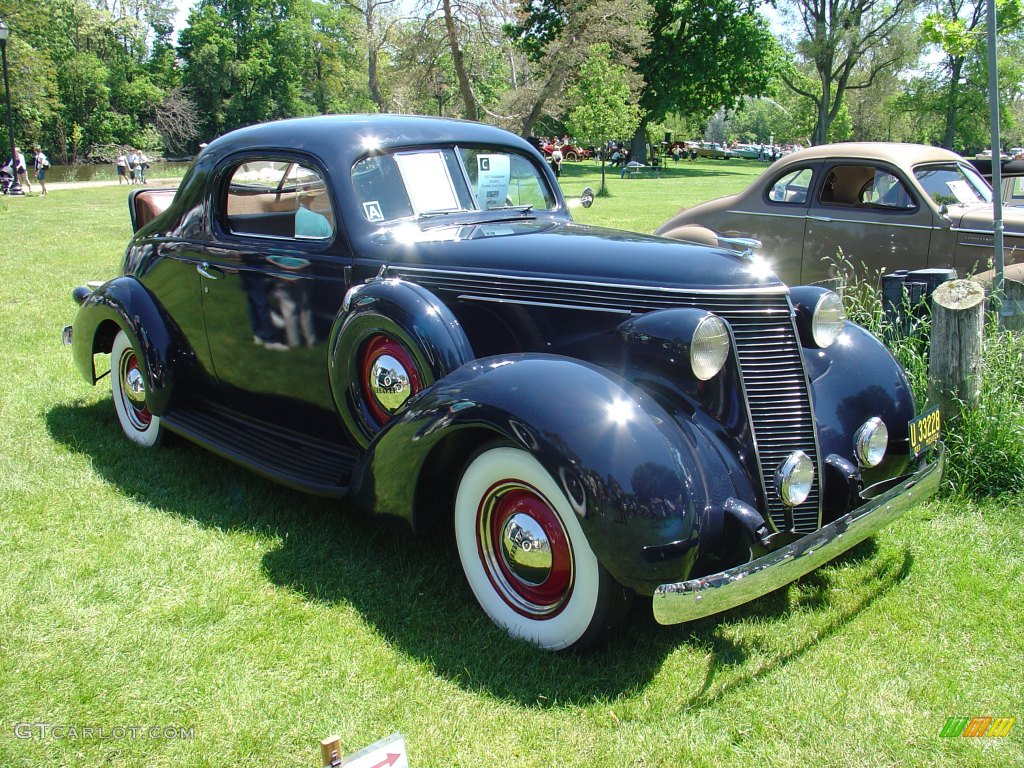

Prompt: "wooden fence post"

[998,278,1024,332]
[928,279,985,422]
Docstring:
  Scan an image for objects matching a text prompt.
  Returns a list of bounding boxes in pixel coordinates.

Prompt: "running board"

[163,401,357,498]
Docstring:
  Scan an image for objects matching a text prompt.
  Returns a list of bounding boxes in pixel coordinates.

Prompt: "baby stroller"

[0,163,12,194]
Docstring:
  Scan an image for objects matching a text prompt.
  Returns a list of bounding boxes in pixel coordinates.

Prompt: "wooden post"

[998,278,1024,332]
[321,736,343,767]
[929,279,985,422]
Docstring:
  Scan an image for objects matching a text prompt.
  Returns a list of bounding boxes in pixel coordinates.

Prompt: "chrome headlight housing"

[791,286,847,349]
[811,291,846,348]
[854,417,888,467]
[690,315,730,381]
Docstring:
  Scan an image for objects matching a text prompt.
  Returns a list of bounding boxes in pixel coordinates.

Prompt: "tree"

[565,43,643,195]
[922,0,1024,148]
[777,0,918,145]
[505,0,650,138]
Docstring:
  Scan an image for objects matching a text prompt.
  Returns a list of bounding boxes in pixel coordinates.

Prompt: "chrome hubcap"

[477,481,574,619]
[369,353,410,411]
[500,512,553,586]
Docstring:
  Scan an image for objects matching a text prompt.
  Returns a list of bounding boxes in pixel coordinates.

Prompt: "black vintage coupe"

[66,115,944,650]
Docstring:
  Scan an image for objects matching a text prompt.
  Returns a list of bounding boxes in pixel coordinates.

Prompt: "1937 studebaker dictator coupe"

[66,115,944,650]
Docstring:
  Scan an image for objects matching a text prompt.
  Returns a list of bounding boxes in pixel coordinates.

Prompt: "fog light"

[775,451,814,507]
[854,417,888,467]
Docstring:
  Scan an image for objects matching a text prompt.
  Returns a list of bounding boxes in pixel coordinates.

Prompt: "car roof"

[776,142,965,171]
[201,114,537,161]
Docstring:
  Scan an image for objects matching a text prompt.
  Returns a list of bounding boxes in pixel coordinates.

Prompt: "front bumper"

[652,443,945,625]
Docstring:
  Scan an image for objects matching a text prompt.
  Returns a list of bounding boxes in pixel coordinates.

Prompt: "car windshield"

[913,162,992,206]
[351,146,557,223]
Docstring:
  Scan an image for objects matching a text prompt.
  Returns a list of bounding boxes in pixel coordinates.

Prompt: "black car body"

[67,115,944,650]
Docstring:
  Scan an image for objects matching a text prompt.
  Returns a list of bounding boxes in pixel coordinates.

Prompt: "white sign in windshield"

[947,179,984,204]
[394,151,460,214]
[476,154,511,210]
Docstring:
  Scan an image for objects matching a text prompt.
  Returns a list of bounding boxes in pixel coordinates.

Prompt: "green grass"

[1,183,1022,767]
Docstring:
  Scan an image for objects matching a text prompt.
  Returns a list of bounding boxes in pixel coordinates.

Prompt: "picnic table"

[620,162,661,178]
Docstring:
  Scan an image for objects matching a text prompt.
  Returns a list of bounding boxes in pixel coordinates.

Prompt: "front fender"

[804,321,917,508]
[352,354,744,594]
[71,276,181,416]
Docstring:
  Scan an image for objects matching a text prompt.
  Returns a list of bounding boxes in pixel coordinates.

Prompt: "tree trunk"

[629,122,647,164]
[442,0,478,120]
[520,61,568,138]
[942,57,963,150]
[366,5,385,111]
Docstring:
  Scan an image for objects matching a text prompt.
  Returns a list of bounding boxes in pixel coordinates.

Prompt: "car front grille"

[390,267,823,533]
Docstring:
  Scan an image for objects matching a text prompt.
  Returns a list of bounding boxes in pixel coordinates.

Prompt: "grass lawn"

[1,179,1022,768]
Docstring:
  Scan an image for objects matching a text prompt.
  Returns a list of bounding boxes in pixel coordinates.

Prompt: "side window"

[859,170,915,210]
[818,165,877,206]
[225,159,335,240]
[1010,177,1024,205]
[768,167,813,204]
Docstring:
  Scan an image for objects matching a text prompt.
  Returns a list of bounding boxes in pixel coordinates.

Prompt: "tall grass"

[834,252,1024,498]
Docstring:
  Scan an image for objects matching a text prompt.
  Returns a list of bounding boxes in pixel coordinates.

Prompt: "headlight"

[691,315,730,380]
[812,291,846,348]
[854,417,888,467]
[775,451,814,507]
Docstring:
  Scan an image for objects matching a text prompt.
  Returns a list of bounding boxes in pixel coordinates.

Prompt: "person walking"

[10,146,31,193]
[115,150,128,184]
[32,145,49,196]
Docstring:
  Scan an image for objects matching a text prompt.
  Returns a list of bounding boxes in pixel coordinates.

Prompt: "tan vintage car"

[657,143,1024,285]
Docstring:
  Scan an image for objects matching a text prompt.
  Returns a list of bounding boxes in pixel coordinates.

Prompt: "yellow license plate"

[908,406,941,458]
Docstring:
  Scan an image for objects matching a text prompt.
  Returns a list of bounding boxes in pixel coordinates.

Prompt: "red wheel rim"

[477,480,574,619]
[359,334,423,425]
[118,349,151,429]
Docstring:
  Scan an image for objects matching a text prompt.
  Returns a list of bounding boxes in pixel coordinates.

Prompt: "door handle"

[196,262,223,280]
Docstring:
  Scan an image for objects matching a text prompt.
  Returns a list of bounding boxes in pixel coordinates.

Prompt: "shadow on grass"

[47,399,913,709]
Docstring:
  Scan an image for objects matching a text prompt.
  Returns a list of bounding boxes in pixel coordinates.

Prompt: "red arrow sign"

[369,754,401,768]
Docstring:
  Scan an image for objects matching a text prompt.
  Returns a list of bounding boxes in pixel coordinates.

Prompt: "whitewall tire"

[111,329,163,447]
[454,444,630,651]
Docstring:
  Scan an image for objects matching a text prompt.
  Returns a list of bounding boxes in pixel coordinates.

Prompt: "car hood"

[955,204,1024,238]
[371,218,786,292]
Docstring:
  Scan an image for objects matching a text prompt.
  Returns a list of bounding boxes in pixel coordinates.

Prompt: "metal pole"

[986,0,1004,325]
[1,36,24,196]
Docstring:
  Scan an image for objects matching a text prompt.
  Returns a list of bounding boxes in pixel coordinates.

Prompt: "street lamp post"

[0,18,24,196]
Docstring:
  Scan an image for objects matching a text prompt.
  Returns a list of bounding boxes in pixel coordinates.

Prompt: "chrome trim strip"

[952,226,1024,237]
[726,210,807,220]
[391,265,790,296]
[457,294,633,315]
[652,444,945,625]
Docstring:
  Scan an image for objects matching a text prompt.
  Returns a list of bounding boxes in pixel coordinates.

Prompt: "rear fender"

[352,354,743,594]
[71,276,180,416]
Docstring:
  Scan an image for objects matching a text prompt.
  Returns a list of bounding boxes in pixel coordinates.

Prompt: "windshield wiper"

[416,208,473,220]
[486,204,534,213]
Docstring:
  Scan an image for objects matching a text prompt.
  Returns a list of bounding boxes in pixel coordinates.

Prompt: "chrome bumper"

[653,443,945,625]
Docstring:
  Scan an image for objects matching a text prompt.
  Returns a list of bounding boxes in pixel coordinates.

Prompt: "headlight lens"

[775,451,814,507]
[690,315,730,380]
[812,291,846,348]
[854,417,888,467]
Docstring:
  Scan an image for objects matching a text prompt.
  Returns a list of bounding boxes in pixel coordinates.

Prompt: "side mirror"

[580,187,595,208]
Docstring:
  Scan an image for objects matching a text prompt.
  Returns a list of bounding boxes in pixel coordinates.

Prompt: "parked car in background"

[540,142,591,161]
[970,158,1024,209]
[657,142,1024,286]
[696,142,734,160]
[65,117,943,651]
